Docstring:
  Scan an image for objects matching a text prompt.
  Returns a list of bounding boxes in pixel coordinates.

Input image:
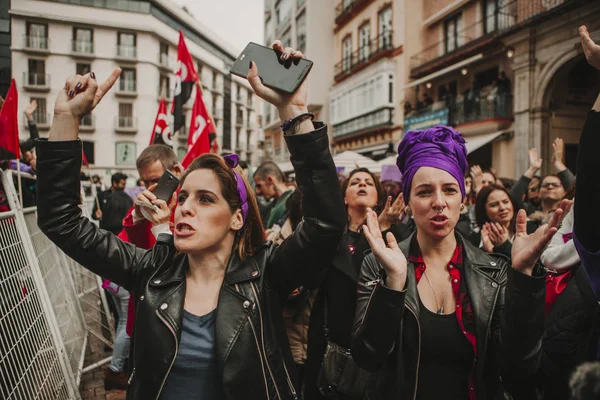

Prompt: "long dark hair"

[179,154,265,259]
[475,184,519,232]
[340,168,385,214]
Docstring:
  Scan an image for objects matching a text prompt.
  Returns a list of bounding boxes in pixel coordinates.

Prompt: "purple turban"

[396,125,468,201]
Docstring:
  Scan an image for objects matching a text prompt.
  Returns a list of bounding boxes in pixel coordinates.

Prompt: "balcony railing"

[410,0,572,74]
[335,0,355,21]
[22,72,50,89]
[332,107,393,139]
[24,35,49,51]
[117,45,137,59]
[115,116,137,132]
[72,40,94,54]
[335,0,373,26]
[335,31,394,79]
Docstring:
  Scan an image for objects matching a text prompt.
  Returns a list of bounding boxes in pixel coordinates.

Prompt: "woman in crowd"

[304,167,412,400]
[471,184,535,257]
[351,125,570,399]
[36,43,346,400]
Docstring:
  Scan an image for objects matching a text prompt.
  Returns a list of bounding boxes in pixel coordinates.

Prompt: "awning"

[333,151,380,172]
[403,54,484,90]
[277,161,294,173]
[465,130,508,154]
[356,143,389,154]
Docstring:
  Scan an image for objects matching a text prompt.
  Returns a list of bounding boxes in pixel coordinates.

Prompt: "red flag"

[181,85,215,168]
[0,79,20,161]
[82,149,89,167]
[149,98,172,146]
[171,31,199,133]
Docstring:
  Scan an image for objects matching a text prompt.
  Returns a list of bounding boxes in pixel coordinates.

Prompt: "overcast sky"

[171,0,264,53]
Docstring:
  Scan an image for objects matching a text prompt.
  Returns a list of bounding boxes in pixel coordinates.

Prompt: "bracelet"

[280,112,314,136]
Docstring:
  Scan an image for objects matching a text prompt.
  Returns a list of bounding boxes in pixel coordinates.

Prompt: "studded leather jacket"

[36,124,346,400]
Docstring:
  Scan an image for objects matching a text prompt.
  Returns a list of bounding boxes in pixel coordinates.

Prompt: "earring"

[460,204,465,211]
[405,206,411,215]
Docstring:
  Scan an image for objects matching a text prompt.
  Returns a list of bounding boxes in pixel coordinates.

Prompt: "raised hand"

[54,68,121,118]
[378,193,406,231]
[580,25,600,71]
[529,148,542,170]
[481,224,494,253]
[471,165,483,193]
[512,199,572,275]
[247,41,310,123]
[362,208,407,291]
[25,99,37,120]
[135,184,175,226]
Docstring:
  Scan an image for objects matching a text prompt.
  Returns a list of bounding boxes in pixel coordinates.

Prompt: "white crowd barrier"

[0,170,116,399]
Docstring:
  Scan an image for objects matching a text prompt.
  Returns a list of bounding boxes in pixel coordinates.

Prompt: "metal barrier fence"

[0,170,115,399]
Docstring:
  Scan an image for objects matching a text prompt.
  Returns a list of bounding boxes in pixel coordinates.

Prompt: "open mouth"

[175,222,195,235]
[357,189,368,196]
[431,215,448,222]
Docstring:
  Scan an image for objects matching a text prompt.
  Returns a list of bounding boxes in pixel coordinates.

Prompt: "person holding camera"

[36,42,345,399]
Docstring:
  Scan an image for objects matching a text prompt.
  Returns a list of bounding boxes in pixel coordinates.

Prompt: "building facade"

[10,0,262,182]
[402,0,600,179]
[329,0,405,161]
[262,0,334,172]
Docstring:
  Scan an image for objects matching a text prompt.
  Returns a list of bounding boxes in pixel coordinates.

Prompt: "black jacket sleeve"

[575,111,600,252]
[509,175,531,202]
[36,138,149,291]
[557,168,575,192]
[351,254,406,372]
[268,123,346,300]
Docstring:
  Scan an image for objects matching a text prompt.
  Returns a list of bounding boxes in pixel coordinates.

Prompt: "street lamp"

[507,48,515,58]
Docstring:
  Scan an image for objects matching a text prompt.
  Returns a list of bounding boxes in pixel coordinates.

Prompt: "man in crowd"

[92,172,132,235]
[253,161,294,229]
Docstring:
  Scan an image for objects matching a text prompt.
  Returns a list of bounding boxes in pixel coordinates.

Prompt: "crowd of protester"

[1,24,599,400]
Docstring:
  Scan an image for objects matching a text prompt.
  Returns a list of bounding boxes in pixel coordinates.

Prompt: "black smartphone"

[230,42,313,95]
[153,170,180,202]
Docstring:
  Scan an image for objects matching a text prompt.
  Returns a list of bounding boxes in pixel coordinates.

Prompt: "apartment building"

[329,0,405,160]
[262,0,335,172]
[10,0,263,179]
[402,0,600,178]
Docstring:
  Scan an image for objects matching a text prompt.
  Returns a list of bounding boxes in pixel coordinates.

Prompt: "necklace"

[423,270,449,314]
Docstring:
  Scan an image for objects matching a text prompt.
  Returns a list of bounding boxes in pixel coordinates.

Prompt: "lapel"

[398,235,420,315]
[150,252,187,339]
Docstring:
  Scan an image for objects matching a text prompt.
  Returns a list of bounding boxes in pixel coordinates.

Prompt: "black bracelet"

[280,113,314,136]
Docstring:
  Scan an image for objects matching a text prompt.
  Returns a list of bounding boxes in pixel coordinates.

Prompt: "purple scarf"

[397,125,468,201]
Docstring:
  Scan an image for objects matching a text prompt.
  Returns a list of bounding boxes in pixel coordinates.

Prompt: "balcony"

[72,40,94,56]
[410,0,574,78]
[335,31,394,82]
[116,45,137,60]
[80,114,95,132]
[116,80,137,97]
[23,35,49,53]
[115,116,137,133]
[332,107,393,139]
[335,0,374,30]
[22,72,50,91]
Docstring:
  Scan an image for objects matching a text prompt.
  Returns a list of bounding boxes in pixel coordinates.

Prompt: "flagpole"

[16,158,23,208]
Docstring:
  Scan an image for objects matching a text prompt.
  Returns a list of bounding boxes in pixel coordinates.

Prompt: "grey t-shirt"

[159,309,225,399]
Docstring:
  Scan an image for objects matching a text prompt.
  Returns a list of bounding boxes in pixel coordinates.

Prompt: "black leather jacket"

[36,124,346,400]
[352,234,546,399]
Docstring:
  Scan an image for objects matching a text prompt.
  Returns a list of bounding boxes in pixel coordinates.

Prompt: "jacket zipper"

[127,368,136,385]
[155,310,179,400]
[251,282,296,399]
[248,315,270,400]
[405,305,421,400]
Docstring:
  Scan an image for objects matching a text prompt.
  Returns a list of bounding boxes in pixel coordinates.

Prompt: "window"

[378,7,392,49]
[118,103,134,128]
[276,0,291,25]
[117,32,136,57]
[342,36,352,72]
[212,97,219,119]
[281,28,292,50]
[115,142,136,165]
[26,22,47,49]
[30,97,47,125]
[296,12,307,54]
[76,63,91,75]
[27,59,45,86]
[159,74,170,97]
[247,90,253,107]
[444,13,463,53]
[119,68,136,92]
[388,74,394,103]
[82,141,95,164]
[359,24,370,61]
[73,28,93,53]
[160,42,169,66]
[483,0,498,34]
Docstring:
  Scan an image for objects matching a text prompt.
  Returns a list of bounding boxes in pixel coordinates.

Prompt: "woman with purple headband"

[35,42,346,400]
[351,125,572,399]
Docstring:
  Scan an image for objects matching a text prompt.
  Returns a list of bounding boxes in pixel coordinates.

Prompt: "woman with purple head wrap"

[350,125,572,399]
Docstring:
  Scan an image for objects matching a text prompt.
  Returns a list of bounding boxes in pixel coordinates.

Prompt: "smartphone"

[230,42,313,95]
[153,170,180,202]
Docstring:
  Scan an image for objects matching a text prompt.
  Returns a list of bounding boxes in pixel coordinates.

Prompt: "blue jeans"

[107,285,130,373]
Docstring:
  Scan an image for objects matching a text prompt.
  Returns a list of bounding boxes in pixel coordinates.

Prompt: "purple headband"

[396,125,468,201]
[223,154,249,223]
